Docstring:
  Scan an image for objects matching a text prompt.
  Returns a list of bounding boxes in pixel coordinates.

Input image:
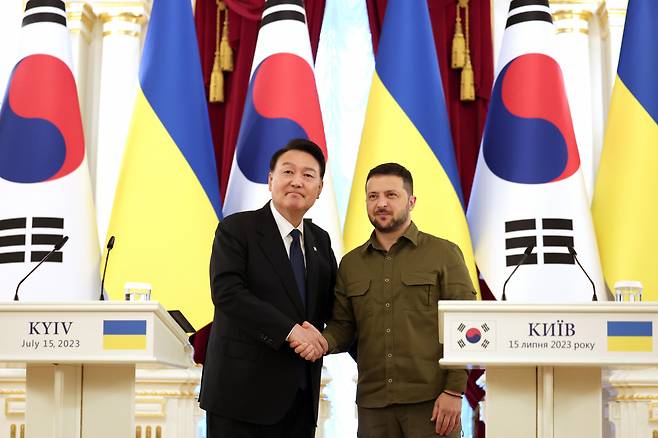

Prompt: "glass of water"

[124,282,152,301]
[614,280,642,302]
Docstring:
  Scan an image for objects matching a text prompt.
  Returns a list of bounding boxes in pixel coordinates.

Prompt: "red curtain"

[194,0,326,201]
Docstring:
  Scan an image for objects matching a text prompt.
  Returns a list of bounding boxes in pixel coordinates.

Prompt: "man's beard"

[369,208,409,233]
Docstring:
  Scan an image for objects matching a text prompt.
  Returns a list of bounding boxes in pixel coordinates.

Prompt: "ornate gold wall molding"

[94,0,151,14]
[596,2,610,39]
[553,10,595,21]
[552,7,595,35]
[66,2,96,44]
[100,12,146,25]
[67,2,94,29]
[4,397,24,417]
[135,390,198,399]
[135,397,166,418]
[9,424,25,438]
[0,390,25,396]
[95,1,150,38]
[614,394,658,401]
[101,29,140,37]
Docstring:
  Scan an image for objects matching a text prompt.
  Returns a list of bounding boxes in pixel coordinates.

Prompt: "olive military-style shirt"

[322,222,476,408]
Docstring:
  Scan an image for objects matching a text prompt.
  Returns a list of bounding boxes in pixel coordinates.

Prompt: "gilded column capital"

[603,0,628,29]
[66,2,95,43]
[552,4,597,36]
[94,1,151,38]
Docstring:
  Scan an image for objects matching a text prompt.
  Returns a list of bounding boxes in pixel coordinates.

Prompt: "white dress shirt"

[270,201,306,266]
[270,202,308,340]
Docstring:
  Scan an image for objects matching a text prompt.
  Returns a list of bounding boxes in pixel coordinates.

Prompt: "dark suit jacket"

[199,203,337,425]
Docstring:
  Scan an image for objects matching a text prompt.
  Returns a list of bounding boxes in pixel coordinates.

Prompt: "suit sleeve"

[210,219,296,350]
[321,231,338,325]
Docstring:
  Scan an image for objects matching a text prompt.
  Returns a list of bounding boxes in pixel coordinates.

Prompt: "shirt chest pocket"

[400,272,438,309]
[345,280,373,318]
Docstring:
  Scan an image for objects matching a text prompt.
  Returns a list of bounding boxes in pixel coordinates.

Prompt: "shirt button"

[387,379,393,383]
[385,256,392,261]
[384,278,390,283]
[387,353,392,358]
[386,328,391,333]
[385,302,391,308]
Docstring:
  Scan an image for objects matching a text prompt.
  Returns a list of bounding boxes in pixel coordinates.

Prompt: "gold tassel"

[219,2,233,71]
[451,3,465,69]
[209,56,224,103]
[209,0,224,103]
[460,0,475,101]
[460,57,475,101]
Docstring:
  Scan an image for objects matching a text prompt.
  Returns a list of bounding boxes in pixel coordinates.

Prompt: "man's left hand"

[430,392,462,436]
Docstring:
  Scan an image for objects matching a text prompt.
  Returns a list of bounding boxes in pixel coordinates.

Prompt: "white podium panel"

[0,302,194,438]
[438,302,657,438]
[0,301,193,367]
[439,302,656,367]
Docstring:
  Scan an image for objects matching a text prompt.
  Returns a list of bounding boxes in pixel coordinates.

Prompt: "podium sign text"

[438,301,657,367]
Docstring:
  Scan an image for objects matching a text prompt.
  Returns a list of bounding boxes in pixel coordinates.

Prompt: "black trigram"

[481,323,490,333]
[505,218,575,267]
[261,0,305,28]
[23,0,67,27]
[458,323,466,332]
[482,340,490,349]
[506,0,552,29]
[458,339,466,348]
[0,217,65,264]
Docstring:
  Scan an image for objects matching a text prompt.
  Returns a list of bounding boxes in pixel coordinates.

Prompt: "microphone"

[14,235,69,301]
[99,236,115,301]
[568,246,597,302]
[501,244,535,301]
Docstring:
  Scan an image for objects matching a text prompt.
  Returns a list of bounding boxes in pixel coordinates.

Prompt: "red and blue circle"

[234,53,327,184]
[0,54,84,184]
[465,328,482,344]
[482,53,580,184]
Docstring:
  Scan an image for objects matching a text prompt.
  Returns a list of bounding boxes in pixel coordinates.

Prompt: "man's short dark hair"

[269,138,326,178]
[366,163,413,195]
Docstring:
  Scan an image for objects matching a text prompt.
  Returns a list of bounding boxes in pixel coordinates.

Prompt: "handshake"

[288,321,327,362]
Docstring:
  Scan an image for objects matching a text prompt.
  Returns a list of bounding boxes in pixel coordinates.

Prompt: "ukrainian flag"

[343,0,478,292]
[104,0,221,329]
[593,0,658,301]
[607,321,653,352]
[103,320,147,350]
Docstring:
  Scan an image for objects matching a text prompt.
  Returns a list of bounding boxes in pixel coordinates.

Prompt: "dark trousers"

[206,388,316,438]
[358,400,462,438]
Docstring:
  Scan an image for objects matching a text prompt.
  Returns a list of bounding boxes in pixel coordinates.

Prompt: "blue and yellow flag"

[343,0,478,292]
[104,0,221,329]
[607,321,653,352]
[592,0,658,301]
[103,320,147,350]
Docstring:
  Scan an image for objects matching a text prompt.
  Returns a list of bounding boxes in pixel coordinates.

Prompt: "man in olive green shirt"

[294,163,476,437]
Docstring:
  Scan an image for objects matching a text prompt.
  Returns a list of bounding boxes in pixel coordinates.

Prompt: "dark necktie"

[290,228,309,389]
[289,229,306,308]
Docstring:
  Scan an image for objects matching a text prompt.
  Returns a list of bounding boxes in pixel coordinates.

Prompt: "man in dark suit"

[199,139,337,437]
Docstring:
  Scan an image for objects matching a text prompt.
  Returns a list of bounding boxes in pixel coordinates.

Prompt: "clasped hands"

[288,321,327,362]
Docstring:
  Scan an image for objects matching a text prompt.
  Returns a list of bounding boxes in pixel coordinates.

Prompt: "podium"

[0,301,194,438]
[438,301,657,438]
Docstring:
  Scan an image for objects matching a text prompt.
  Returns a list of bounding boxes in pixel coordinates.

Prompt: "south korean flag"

[455,321,495,351]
